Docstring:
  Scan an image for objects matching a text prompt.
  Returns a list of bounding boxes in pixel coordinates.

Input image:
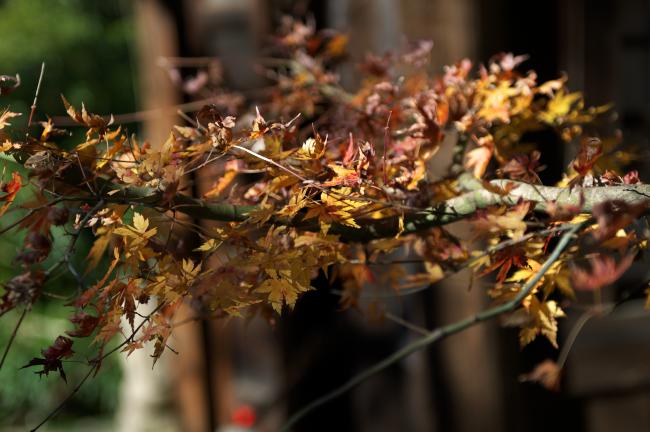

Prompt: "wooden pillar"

[117,2,212,432]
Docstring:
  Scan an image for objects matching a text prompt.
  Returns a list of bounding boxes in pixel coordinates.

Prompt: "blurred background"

[1,0,650,431]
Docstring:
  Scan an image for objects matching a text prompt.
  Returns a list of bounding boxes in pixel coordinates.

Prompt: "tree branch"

[96,175,648,239]
[279,224,582,431]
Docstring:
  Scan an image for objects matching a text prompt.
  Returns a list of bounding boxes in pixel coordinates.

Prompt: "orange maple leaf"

[0,171,22,216]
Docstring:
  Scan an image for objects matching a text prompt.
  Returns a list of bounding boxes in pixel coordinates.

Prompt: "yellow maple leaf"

[255,278,304,313]
[538,90,582,124]
[133,212,149,233]
[519,298,565,348]
[115,212,157,238]
[477,81,520,123]
[194,238,220,253]
[506,259,541,284]
[181,258,202,281]
[295,135,326,160]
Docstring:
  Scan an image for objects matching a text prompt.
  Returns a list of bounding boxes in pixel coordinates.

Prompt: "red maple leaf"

[66,311,100,338]
[571,254,634,291]
[22,336,75,382]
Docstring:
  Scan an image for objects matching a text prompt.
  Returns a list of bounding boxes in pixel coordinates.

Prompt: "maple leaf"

[538,90,583,124]
[506,259,541,285]
[473,201,530,239]
[571,254,635,291]
[304,188,367,234]
[479,246,528,283]
[249,107,267,139]
[206,114,235,150]
[517,298,565,348]
[296,134,327,160]
[95,308,123,346]
[86,228,113,272]
[0,171,22,217]
[66,312,100,338]
[323,164,360,187]
[204,169,238,198]
[623,170,640,185]
[194,238,220,253]
[480,180,518,196]
[0,109,21,130]
[572,137,602,177]
[114,281,139,330]
[22,336,74,382]
[499,150,545,184]
[133,212,149,233]
[591,200,647,241]
[536,76,566,96]
[61,95,113,135]
[114,212,157,240]
[255,278,305,314]
[464,136,494,178]
[519,359,561,392]
[277,188,309,219]
[181,258,202,281]
[476,80,521,123]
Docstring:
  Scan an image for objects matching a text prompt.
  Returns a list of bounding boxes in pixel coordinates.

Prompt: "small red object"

[232,405,256,428]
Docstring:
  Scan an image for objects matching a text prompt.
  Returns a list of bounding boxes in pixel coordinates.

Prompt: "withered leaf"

[0,73,20,95]
[22,336,74,382]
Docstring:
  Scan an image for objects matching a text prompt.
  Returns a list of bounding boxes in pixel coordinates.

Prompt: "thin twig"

[0,308,28,371]
[232,144,311,184]
[0,209,36,236]
[28,364,96,432]
[28,62,45,128]
[383,111,392,185]
[280,223,581,431]
[384,312,429,336]
[556,305,612,370]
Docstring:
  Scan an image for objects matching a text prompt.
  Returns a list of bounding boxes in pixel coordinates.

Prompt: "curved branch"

[279,224,582,431]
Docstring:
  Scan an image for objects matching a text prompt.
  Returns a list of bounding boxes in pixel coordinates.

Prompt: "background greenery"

[0,0,136,428]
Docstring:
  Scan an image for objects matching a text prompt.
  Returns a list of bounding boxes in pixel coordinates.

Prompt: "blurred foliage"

[0,0,135,427]
[0,0,136,115]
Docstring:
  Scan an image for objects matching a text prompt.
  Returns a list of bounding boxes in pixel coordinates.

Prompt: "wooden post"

[117,2,212,432]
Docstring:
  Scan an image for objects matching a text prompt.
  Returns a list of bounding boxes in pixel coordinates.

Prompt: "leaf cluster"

[0,18,648,399]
